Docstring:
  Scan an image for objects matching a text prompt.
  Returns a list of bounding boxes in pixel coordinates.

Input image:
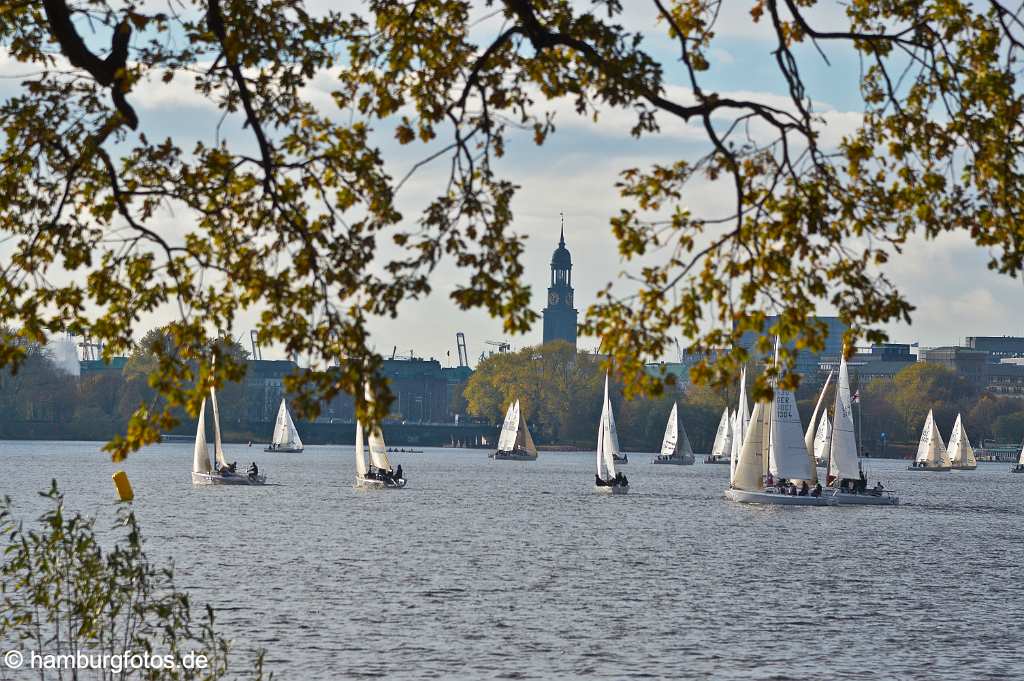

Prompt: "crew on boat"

[247,462,260,481]
[595,472,629,487]
[395,464,403,481]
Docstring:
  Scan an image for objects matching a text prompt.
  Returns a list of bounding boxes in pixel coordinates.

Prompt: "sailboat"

[265,398,304,453]
[909,409,952,471]
[725,345,897,505]
[354,384,407,488]
[704,408,732,464]
[489,399,539,460]
[653,403,695,464]
[947,413,977,470]
[192,385,266,485]
[1011,442,1024,473]
[594,373,628,492]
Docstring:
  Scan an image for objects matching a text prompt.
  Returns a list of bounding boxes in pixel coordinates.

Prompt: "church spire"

[559,212,565,248]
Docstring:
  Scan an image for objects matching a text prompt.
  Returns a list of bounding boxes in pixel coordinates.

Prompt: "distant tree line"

[466,343,1024,453]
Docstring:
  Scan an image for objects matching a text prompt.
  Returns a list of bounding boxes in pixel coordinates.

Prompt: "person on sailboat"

[247,462,259,481]
[395,464,403,481]
[812,482,822,497]
[799,481,809,496]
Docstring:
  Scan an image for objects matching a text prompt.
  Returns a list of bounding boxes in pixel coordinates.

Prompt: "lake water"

[1,441,1021,679]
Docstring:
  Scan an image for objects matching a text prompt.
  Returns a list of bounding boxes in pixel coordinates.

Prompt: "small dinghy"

[653,403,695,464]
[947,414,977,470]
[908,409,952,471]
[264,398,304,453]
[490,399,539,460]
[192,384,266,486]
[594,373,628,493]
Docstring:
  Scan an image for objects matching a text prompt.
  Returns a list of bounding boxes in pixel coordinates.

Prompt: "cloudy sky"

[8,2,1024,365]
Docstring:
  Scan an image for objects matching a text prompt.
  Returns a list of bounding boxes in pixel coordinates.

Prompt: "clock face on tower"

[548,291,559,306]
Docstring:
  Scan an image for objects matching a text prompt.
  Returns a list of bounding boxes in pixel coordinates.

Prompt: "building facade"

[542,225,578,348]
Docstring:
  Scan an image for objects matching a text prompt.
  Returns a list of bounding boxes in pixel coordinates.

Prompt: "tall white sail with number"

[915,409,950,467]
[828,353,861,481]
[946,413,975,468]
[193,397,213,474]
[768,387,814,481]
[271,398,303,450]
[596,374,620,480]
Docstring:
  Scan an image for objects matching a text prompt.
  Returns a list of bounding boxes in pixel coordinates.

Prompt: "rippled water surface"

[2,441,1022,679]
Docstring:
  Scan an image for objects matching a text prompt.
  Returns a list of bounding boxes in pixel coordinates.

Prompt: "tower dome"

[551,224,572,269]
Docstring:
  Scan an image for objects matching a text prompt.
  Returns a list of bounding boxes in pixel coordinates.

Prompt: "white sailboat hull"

[653,454,695,465]
[704,456,730,464]
[907,465,952,471]
[355,475,407,489]
[724,488,899,506]
[191,472,266,486]
[594,484,629,494]
[490,449,538,461]
[264,445,303,453]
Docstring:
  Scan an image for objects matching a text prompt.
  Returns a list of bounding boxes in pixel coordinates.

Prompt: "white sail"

[768,388,814,480]
[660,404,679,456]
[596,374,620,480]
[368,427,392,472]
[209,385,227,469]
[497,401,519,452]
[1019,440,1024,466]
[354,419,369,477]
[946,414,975,467]
[828,353,861,481]
[915,410,949,467]
[804,370,834,457]
[192,397,212,474]
[731,401,765,491]
[271,398,303,449]
[710,408,731,458]
[515,401,539,456]
[813,414,832,465]
[730,368,749,480]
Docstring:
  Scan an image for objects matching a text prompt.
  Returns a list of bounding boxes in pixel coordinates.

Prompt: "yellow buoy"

[112,470,134,502]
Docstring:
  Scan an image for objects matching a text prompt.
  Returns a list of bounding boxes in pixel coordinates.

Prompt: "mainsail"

[271,398,303,449]
[192,397,212,474]
[828,353,861,481]
[209,386,228,470]
[710,408,731,458]
[768,387,814,481]
[813,415,832,465]
[915,409,950,467]
[946,413,976,467]
[515,401,539,457]
[730,369,749,481]
[497,401,519,452]
[660,403,694,458]
[596,374,620,480]
[363,382,393,472]
[731,401,766,491]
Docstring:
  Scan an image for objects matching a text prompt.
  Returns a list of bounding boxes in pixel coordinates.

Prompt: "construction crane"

[250,330,263,360]
[485,340,511,353]
[456,332,469,368]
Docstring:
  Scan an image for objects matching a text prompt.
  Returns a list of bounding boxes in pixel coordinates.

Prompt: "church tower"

[542,217,578,348]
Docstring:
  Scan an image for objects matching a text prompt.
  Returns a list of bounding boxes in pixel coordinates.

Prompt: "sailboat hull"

[612,454,628,464]
[594,484,629,494]
[907,465,952,471]
[490,450,538,461]
[264,446,303,453]
[355,475,407,489]
[653,454,695,465]
[704,456,730,464]
[1010,466,1024,473]
[724,488,899,506]
[951,465,976,470]
[191,472,266,486]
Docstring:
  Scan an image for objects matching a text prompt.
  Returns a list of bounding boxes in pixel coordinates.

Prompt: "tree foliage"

[3,1,1024,459]
[0,482,265,679]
